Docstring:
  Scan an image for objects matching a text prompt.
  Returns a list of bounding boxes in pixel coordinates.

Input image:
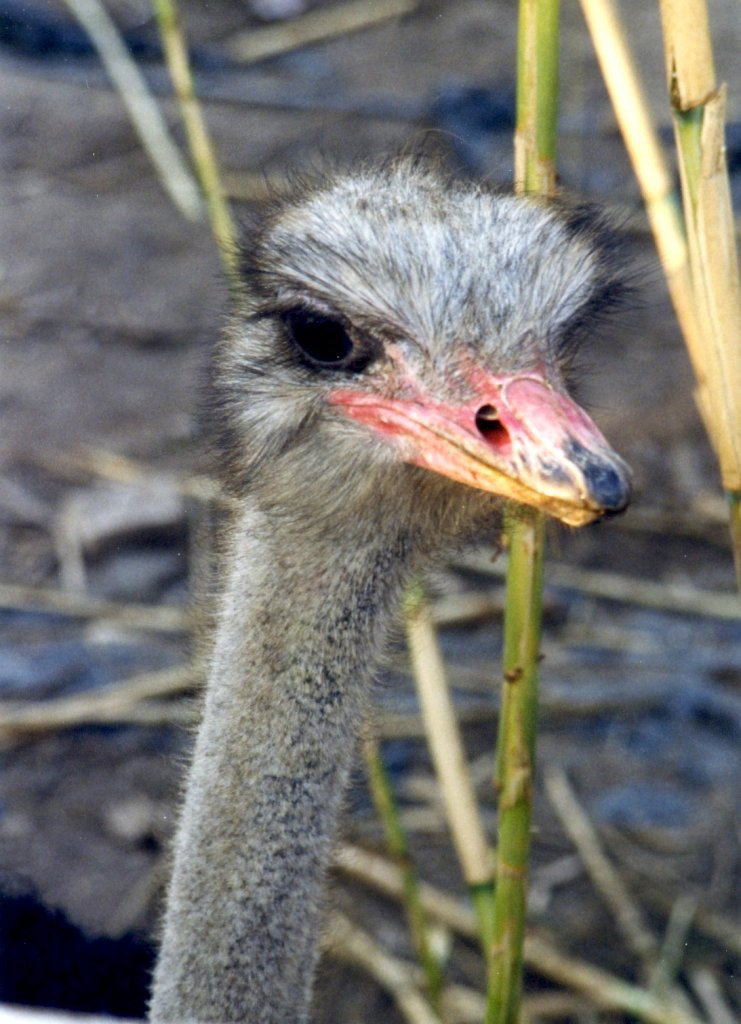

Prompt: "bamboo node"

[496,860,528,881]
[501,764,532,809]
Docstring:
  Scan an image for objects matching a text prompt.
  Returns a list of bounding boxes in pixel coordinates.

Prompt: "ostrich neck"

[150,504,413,1024]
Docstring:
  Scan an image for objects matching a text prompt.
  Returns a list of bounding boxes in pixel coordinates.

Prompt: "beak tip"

[584,461,632,516]
[563,440,631,517]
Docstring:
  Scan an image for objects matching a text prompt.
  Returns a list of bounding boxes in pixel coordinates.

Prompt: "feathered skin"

[149,160,631,1024]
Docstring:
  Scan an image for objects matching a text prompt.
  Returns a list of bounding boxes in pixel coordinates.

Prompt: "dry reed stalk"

[582,0,741,582]
[0,665,198,742]
[328,913,443,1024]
[334,844,704,1024]
[61,0,202,220]
[225,0,419,65]
[0,666,709,745]
[658,0,741,583]
[404,586,497,953]
[0,1008,139,1023]
[545,769,658,966]
[455,550,741,619]
[329,914,607,1023]
[577,0,698,361]
[687,967,737,1024]
[0,582,188,632]
[0,703,195,744]
[650,896,699,1002]
[524,935,703,1024]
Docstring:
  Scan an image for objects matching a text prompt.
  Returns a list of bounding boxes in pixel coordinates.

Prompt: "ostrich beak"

[329,367,631,527]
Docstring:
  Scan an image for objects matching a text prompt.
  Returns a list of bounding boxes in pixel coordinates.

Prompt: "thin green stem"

[471,881,498,962]
[728,491,741,591]
[514,0,560,193]
[485,2,559,1021]
[363,736,445,1011]
[152,0,241,291]
[62,0,202,221]
[488,511,546,1024]
[673,107,703,207]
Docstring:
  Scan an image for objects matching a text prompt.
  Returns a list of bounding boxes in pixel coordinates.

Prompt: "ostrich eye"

[283,308,357,369]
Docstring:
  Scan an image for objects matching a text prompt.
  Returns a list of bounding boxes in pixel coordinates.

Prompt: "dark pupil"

[284,309,354,367]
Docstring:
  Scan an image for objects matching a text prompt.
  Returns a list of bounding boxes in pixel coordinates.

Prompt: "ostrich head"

[152,161,634,1024]
[211,161,631,536]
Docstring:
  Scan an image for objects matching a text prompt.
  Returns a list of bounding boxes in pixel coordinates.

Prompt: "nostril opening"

[475,404,510,447]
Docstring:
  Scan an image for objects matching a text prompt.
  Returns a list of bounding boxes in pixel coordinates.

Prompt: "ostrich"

[149,160,631,1024]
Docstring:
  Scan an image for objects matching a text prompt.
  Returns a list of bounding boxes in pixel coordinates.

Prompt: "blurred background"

[0,1,740,1020]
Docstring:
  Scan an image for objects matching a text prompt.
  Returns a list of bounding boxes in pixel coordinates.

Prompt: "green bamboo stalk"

[488,2,559,1020]
[488,511,546,1024]
[152,0,241,290]
[513,0,560,194]
[363,735,445,1011]
[729,493,741,591]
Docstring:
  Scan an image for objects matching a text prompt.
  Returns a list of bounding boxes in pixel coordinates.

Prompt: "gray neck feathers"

[149,505,413,1023]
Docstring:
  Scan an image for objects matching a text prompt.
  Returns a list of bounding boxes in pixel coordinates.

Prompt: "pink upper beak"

[329,365,631,527]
